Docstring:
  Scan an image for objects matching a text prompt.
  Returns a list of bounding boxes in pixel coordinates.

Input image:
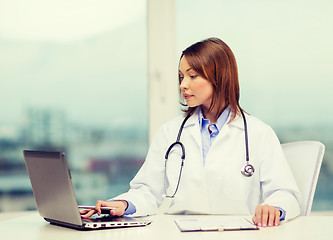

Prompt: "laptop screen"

[23,150,83,226]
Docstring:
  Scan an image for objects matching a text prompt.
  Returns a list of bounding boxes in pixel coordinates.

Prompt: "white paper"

[175,217,258,231]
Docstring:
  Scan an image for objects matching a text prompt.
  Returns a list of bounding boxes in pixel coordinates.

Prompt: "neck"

[201,106,218,123]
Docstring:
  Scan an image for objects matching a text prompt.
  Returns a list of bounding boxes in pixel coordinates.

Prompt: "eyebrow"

[179,68,193,74]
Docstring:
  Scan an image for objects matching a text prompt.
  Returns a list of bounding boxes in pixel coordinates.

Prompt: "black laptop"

[23,150,151,230]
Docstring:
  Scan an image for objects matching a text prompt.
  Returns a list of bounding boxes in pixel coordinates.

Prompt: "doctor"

[81,37,301,227]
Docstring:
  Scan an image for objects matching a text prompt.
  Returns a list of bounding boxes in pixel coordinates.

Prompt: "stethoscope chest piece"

[241,163,255,177]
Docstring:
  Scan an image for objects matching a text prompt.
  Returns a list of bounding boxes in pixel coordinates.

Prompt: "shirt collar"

[198,106,230,131]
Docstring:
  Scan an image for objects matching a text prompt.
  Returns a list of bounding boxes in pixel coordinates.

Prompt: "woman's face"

[179,56,214,111]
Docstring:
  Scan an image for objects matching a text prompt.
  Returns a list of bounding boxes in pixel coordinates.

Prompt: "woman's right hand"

[80,200,128,219]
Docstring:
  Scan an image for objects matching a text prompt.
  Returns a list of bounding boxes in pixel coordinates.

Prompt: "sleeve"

[124,200,136,215]
[106,199,136,215]
[258,126,302,221]
[275,206,286,221]
[108,124,170,217]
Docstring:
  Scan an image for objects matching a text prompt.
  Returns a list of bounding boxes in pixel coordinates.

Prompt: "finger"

[274,210,281,226]
[110,208,124,217]
[95,200,105,215]
[80,208,93,215]
[81,210,95,218]
[109,201,127,216]
[261,205,269,227]
[79,208,94,215]
[252,216,260,227]
[81,210,96,219]
[255,205,262,227]
[79,209,89,214]
[252,216,257,225]
[267,207,276,227]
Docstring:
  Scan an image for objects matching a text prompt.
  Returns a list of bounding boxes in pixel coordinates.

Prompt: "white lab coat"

[112,108,301,220]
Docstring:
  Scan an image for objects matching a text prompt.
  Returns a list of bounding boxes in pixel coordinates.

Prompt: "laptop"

[23,150,151,230]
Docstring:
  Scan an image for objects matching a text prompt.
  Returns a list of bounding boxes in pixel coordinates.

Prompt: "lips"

[183,93,193,100]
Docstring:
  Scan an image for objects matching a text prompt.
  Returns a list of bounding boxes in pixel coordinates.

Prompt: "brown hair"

[179,37,242,121]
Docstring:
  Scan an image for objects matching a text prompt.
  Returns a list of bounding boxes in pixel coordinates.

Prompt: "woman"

[81,37,301,227]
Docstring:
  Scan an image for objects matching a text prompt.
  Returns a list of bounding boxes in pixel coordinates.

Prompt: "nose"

[180,77,189,91]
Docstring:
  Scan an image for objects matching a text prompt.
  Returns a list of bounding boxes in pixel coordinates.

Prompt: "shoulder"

[163,114,186,128]
[229,112,277,140]
[229,112,272,131]
[151,114,188,141]
[160,108,200,130]
[245,114,272,130]
[244,114,281,147]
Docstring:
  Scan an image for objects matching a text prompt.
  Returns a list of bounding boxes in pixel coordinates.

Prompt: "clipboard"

[174,217,259,232]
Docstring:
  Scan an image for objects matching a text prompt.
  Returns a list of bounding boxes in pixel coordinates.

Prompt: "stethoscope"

[164,109,254,198]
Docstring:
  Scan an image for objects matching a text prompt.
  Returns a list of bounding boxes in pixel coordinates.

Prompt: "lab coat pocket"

[222,166,259,201]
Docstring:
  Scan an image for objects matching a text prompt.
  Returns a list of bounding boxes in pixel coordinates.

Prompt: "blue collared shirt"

[198,106,230,163]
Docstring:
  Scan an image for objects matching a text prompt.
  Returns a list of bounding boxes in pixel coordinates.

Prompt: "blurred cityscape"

[0,107,148,212]
[0,107,332,212]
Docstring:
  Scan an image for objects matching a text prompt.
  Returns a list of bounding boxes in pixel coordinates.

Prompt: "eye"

[190,75,197,79]
[179,75,184,81]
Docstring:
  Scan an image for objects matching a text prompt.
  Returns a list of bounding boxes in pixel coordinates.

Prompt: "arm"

[253,126,301,227]
[108,123,172,216]
[81,121,174,218]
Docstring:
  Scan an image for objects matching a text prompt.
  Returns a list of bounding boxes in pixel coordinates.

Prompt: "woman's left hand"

[252,204,281,227]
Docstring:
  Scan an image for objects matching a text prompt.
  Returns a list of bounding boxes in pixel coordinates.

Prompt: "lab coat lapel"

[213,112,245,144]
[183,109,202,150]
[228,113,246,130]
[182,109,245,152]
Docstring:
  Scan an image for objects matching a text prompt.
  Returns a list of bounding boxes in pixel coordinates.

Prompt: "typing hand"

[80,208,97,219]
[80,200,128,218]
[252,204,281,227]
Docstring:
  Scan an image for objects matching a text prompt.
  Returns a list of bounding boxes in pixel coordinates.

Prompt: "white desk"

[0,212,332,240]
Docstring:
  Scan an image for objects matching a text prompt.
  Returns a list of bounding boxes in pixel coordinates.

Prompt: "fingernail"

[263,223,266,227]
[258,223,262,227]
[269,223,272,227]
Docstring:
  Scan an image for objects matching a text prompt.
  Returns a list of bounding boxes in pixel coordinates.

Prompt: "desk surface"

[0,212,332,240]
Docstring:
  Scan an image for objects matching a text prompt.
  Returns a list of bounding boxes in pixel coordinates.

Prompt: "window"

[176,0,333,211]
[1,0,332,213]
[0,0,148,211]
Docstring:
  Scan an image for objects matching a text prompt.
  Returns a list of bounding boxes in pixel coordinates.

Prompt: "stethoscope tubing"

[240,110,250,164]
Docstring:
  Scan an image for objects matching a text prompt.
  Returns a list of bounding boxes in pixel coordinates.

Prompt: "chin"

[186,102,199,108]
